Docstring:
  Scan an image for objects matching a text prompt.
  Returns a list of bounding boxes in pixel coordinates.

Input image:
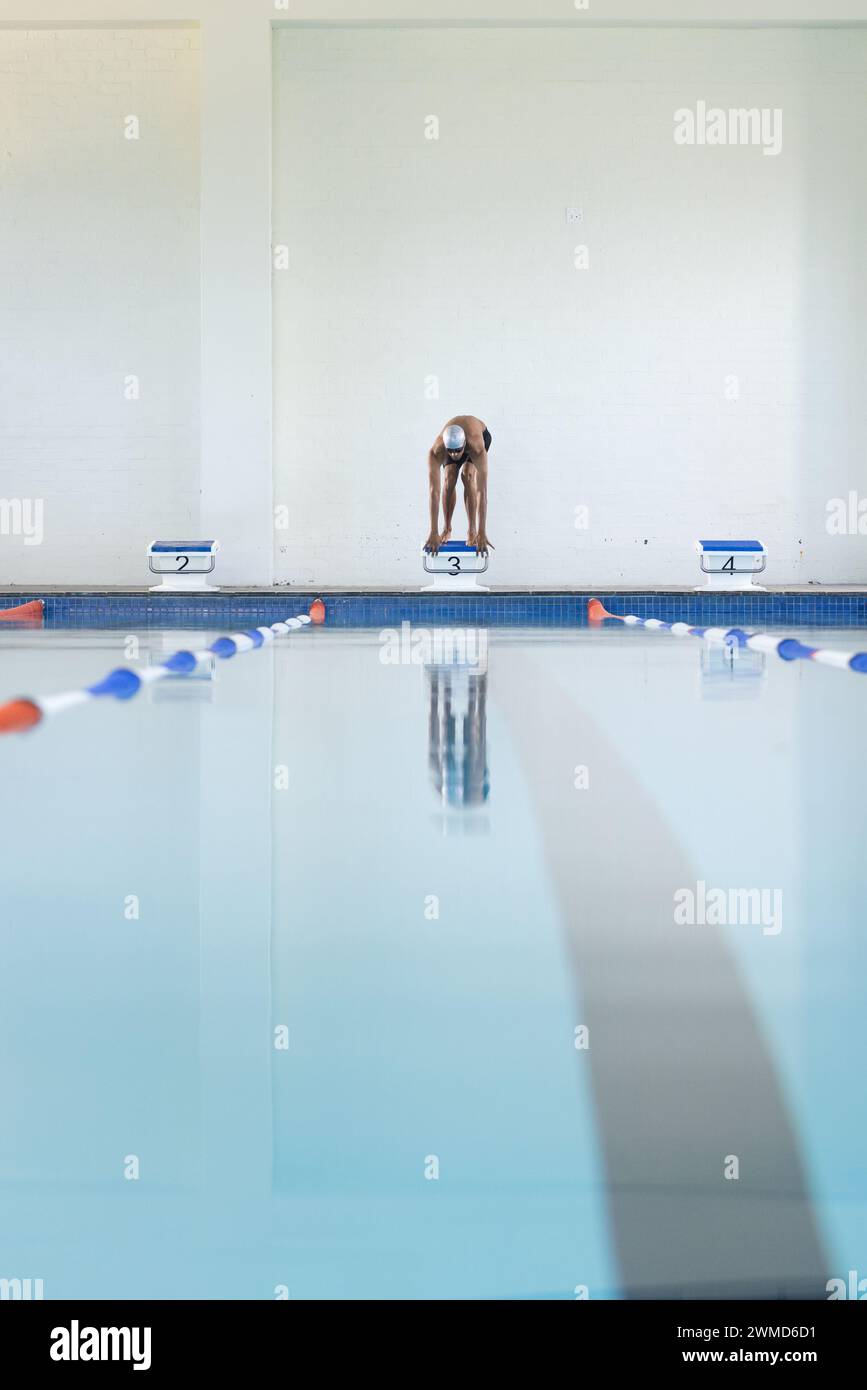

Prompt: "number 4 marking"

[722,556,735,572]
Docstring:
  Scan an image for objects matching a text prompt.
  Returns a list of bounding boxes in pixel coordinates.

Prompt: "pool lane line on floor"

[495,648,828,1297]
[0,601,325,735]
[588,598,867,675]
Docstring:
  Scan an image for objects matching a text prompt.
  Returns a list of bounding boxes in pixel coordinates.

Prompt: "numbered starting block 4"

[422,540,490,592]
[695,538,766,591]
[148,539,220,591]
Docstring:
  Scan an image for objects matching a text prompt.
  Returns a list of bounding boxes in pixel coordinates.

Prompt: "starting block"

[695,539,766,591]
[422,541,489,592]
[148,539,220,592]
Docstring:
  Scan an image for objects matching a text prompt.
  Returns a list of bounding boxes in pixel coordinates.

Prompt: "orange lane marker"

[587,598,615,623]
[0,599,44,623]
[0,698,43,734]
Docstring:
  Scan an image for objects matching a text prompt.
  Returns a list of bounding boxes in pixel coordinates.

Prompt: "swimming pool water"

[1,621,865,1300]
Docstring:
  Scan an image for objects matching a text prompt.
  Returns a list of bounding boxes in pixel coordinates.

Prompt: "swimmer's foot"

[440,527,452,544]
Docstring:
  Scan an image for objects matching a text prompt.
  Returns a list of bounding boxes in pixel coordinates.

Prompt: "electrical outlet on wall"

[566,207,584,224]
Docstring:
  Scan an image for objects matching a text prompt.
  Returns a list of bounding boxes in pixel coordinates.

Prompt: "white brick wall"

[273,27,867,587]
[2,20,865,589]
[0,28,200,585]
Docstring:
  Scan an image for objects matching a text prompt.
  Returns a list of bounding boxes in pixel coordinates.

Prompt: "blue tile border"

[2,591,867,630]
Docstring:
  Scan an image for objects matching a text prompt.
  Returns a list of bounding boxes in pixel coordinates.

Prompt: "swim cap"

[443,425,466,452]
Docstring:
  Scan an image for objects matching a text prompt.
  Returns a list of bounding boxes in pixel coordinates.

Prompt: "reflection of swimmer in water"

[427,667,490,807]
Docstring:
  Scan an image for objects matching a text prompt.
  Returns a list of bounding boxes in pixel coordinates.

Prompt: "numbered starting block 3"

[422,540,490,592]
[148,540,220,592]
[695,538,766,591]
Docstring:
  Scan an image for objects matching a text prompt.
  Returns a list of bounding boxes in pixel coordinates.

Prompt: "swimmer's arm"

[425,449,442,552]
[469,445,493,554]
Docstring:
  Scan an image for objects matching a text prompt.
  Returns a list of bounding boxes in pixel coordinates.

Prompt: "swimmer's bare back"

[425,416,493,556]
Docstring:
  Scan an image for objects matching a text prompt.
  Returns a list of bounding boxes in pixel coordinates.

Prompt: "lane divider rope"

[0,602,323,736]
[588,598,867,675]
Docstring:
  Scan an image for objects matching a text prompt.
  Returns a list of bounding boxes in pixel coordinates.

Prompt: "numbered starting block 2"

[422,540,490,592]
[148,539,220,592]
[695,538,766,591]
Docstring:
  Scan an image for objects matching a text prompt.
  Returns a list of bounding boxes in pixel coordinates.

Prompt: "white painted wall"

[273,25,867,587]
[0,2,866,588]
[0,26,201,585]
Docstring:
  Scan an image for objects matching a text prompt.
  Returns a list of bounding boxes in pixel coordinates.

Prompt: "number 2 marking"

[176,555,189,571]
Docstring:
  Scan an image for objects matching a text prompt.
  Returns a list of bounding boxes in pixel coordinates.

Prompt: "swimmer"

[424,415,494,556]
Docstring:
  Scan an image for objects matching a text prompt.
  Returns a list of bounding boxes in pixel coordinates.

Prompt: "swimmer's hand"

[424,530,442,554]
[474,531,494,556]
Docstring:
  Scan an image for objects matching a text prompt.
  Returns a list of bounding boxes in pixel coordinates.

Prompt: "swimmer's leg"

[441,464,459,542]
